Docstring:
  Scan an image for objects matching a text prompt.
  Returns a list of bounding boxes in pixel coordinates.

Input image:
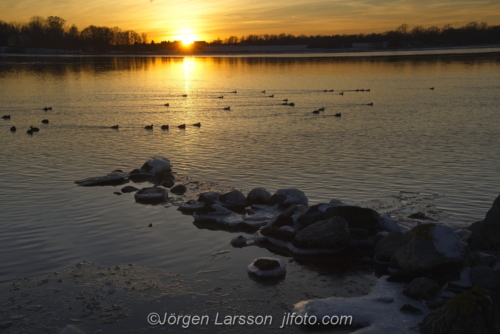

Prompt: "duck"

[323,90,328,92]
[360,89,365,92]
[268,95,274,98]
[334,113,341,117]
[193,122,201,127]
[339,92,344,95]
[367,102,373,106]
[355,89,360,92]
[182,94,188,97]
[27,128,33,135]
[42,119,49,124]
[218,96,224,99]
[161,125,169,130]
[430,87,435,90]
[2,115,10,119]
[110,125,119,129]
[318,107,325,111]
[328,89,334,92]
[231,91,237,93]
[223,107,231,110]
[164,103,170,107]
[288,103,295,106]
[178,124,186,129]
[145,124,153,130]
[312,110,320,114]
[282,99,288,102]
[30,126,39,132]
[261,90,266,93]
[43,107,52,111]
[10,126,16,132]
[366,89,371,92]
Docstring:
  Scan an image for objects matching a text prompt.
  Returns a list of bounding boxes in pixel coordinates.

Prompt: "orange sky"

[1,0,500,43]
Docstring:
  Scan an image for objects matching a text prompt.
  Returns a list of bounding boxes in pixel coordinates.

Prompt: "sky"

[1,0,500,43]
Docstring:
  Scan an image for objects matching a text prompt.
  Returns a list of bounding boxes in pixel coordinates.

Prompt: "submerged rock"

[134,187,168,204]
[247,187,272,205]
[121,185,139,193]
[75,171,128,187]
[247,257,286,277]
[391,224,467,275]
[292,216,349,251]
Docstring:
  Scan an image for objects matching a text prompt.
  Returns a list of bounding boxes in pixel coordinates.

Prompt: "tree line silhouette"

[1,16,499,54]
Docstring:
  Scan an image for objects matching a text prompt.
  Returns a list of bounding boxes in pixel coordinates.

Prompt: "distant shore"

[1,44,500,57]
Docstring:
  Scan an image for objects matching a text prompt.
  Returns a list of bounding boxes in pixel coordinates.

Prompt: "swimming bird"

[318,107,325,111]
[164,103,170,107]
[367,102,373,106]
[268,95,274,98]
[111,125,119,129]
[27,128,33,135]
[312,110,320,114]
[161,125,169,130]
[218,96,224,99]
[282,99,288,102]
[288,103,295,106]
[360,89,365,92]
[334,113,341,117]
[223,107,231,110]
[328,90,334,92]
[323,90,328,92]
[42,119,49,124]
[366,89,371,92]
[10,126,16,132]
[31,126,39,132]
[43,107,52,111]
[339,92,344,95]
[193,122,201,127]
[355,89,360,92]
[231,91,237,93]
[430,87,434,90]
[2,115,10,119]
[182,94,188,97]
[145,124,153,130]
[261,90,266,93]
[178,124,186,129]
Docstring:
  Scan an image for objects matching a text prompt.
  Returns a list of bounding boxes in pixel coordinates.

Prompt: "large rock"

[297,203,332,228]
[192,204,243,226]
[269,189,308,208]
[478,195,500,250]
[246,187,272,205]
[197,192,220,204]
[419,286,500,334]
[260,226,295,243]
[471,265,498,291]
[325,205,380,235]
[403,277,441,301]
[391,224,467,275]
[292,216,349,251]
[218,189,247,209]
[375,231,406,262]
[74,171,128,187]
[134,187,168,204]
[272,204,298,228]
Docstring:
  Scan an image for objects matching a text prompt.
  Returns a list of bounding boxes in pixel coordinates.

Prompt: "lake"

[0,50,499,284]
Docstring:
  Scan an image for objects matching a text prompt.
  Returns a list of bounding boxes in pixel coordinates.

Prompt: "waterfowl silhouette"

[328,89,334,92]
[312,110,320,114]
[2,115,10,119]
[318,107,325,111]
[268,95,274,98]
[288,103,295,106]
[178,124,186,129]
[27,128,33,135]
[231,91,237,93]
[10,126,16,132]
[43,107,52,111]
[145,124,153,130]
[355,89,360,92]
[261,90,266,93]
[366,89,371,92]
[430,87,434,90]
[223,107,231,110]
[31,126,39,132]
[182,94,188,97]
[323,90,328,92]
[110,125,119,129]
[360,89,365,92]
[164,103,169,107]
[339,92,344,95]
[161,125,169,130]
[193,122,201,127]
[218,96,224,99]
[334,113,342,117]
[367,102,373,106]
[282,99,288,102]
[42,119,49,124]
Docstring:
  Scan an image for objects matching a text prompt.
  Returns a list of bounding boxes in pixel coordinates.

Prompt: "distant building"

[8,35,31,48]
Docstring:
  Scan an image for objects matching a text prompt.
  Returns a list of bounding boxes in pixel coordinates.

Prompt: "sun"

[181,36,196,46]
[171,29,198,46]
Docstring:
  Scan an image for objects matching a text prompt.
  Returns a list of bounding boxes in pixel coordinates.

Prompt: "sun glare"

[171,29,198,46]
[181,36,196,46]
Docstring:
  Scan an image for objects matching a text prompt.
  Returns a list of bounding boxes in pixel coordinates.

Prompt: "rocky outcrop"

[292,216,349,251]
[134,187,168,204]
[247,187,272,205]
[218,189,247,209]
[375,231,406,262]
[325,205,380,235]
[269,189,308,208]
[403,277,441,300]
[74,171,128,187]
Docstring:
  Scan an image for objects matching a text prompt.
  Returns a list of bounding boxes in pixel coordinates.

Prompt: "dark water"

[0,51,499,283]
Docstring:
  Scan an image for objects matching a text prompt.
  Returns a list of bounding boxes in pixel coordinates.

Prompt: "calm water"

[1,51,500,283]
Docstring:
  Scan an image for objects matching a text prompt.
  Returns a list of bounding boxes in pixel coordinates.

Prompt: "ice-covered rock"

[74,170,128,187]
[134,187,168,204]
[375,231,406,263]
[269,189,308,208]
[294,275,429,333]
[403,277,441,301]
[325,205,380,235]
[218,189,248,209]
[193,204,243,226]
[246,187,272,205]
[391,224,467,275]
[247,257,286,277]
[292,216,350,251]
[449,267,473,289]
[379,215,410,233]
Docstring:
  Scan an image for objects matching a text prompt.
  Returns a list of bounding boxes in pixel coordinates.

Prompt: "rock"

[60,324,86,334]
[471,265,498,291]
[403,277,440,301]
[379,214,410,233]
[272,204,298,227]
[114,191,121,195]
[197,192,220,204]
[128,169,152,182]
[325,205,380,235]
[292,216,349,251]
[121,186,139,193]
[328,199,346,206]
[178,200,206,213]
[0,321,13,329]
[159,174,175,188]
[260,226,295,243]
[74,171,128,187]
[419,286,499,334]
[140,156,172,174]
[400,304,422,314]
[408,212,438,221]
[375,231,406,262]
[467,220,484,234]
[449,267,473,289]
[426,299,448,310]
[134,187,168,204]
[297,203,332,228]
[467,251,498,267]
[230,235,248,247]
[170,184,187,195]
[218,189,248,209]
[391,223,467,275]
[247,187,272,205]
[247,257,286,277]
[269,188,308,208]
[478,199,500,249]
[455,229,472,242]
[193,204,243,226]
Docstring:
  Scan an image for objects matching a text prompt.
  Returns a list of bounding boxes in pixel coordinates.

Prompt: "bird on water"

[145,124,153,130]
[161,125,169,130]
[10,126,16,132]
[178,124,186,129]
[110,125,119,129]
[193,122,201,127]
[42,119,49,124]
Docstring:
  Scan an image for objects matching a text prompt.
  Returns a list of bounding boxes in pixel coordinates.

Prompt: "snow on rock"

[293,276,428,333]
[448,267,473,288]
[247,257,286,277]
[193,204,243,226]
[431,224,467,258]
[140,156,172,175]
